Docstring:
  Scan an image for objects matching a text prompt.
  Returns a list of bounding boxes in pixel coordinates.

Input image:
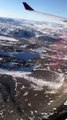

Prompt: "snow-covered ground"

[0,17,67,120]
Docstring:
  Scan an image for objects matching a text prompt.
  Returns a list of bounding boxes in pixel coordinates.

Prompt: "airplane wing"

[23,2,67,24]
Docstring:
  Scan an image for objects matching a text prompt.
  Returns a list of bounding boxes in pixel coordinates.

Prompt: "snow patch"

[64,100,67,105]
[0,36,18,41]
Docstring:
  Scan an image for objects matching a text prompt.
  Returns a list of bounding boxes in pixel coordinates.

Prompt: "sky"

[0,0,67,22]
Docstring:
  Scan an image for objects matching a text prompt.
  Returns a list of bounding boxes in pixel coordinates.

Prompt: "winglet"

[23,2,34,11]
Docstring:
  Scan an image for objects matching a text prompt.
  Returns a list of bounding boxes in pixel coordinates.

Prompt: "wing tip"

[23,2,34,11]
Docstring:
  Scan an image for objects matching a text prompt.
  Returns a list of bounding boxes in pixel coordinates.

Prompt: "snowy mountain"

[0,17,66,39]
[0,17,67,72]
[0,17,67,120]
